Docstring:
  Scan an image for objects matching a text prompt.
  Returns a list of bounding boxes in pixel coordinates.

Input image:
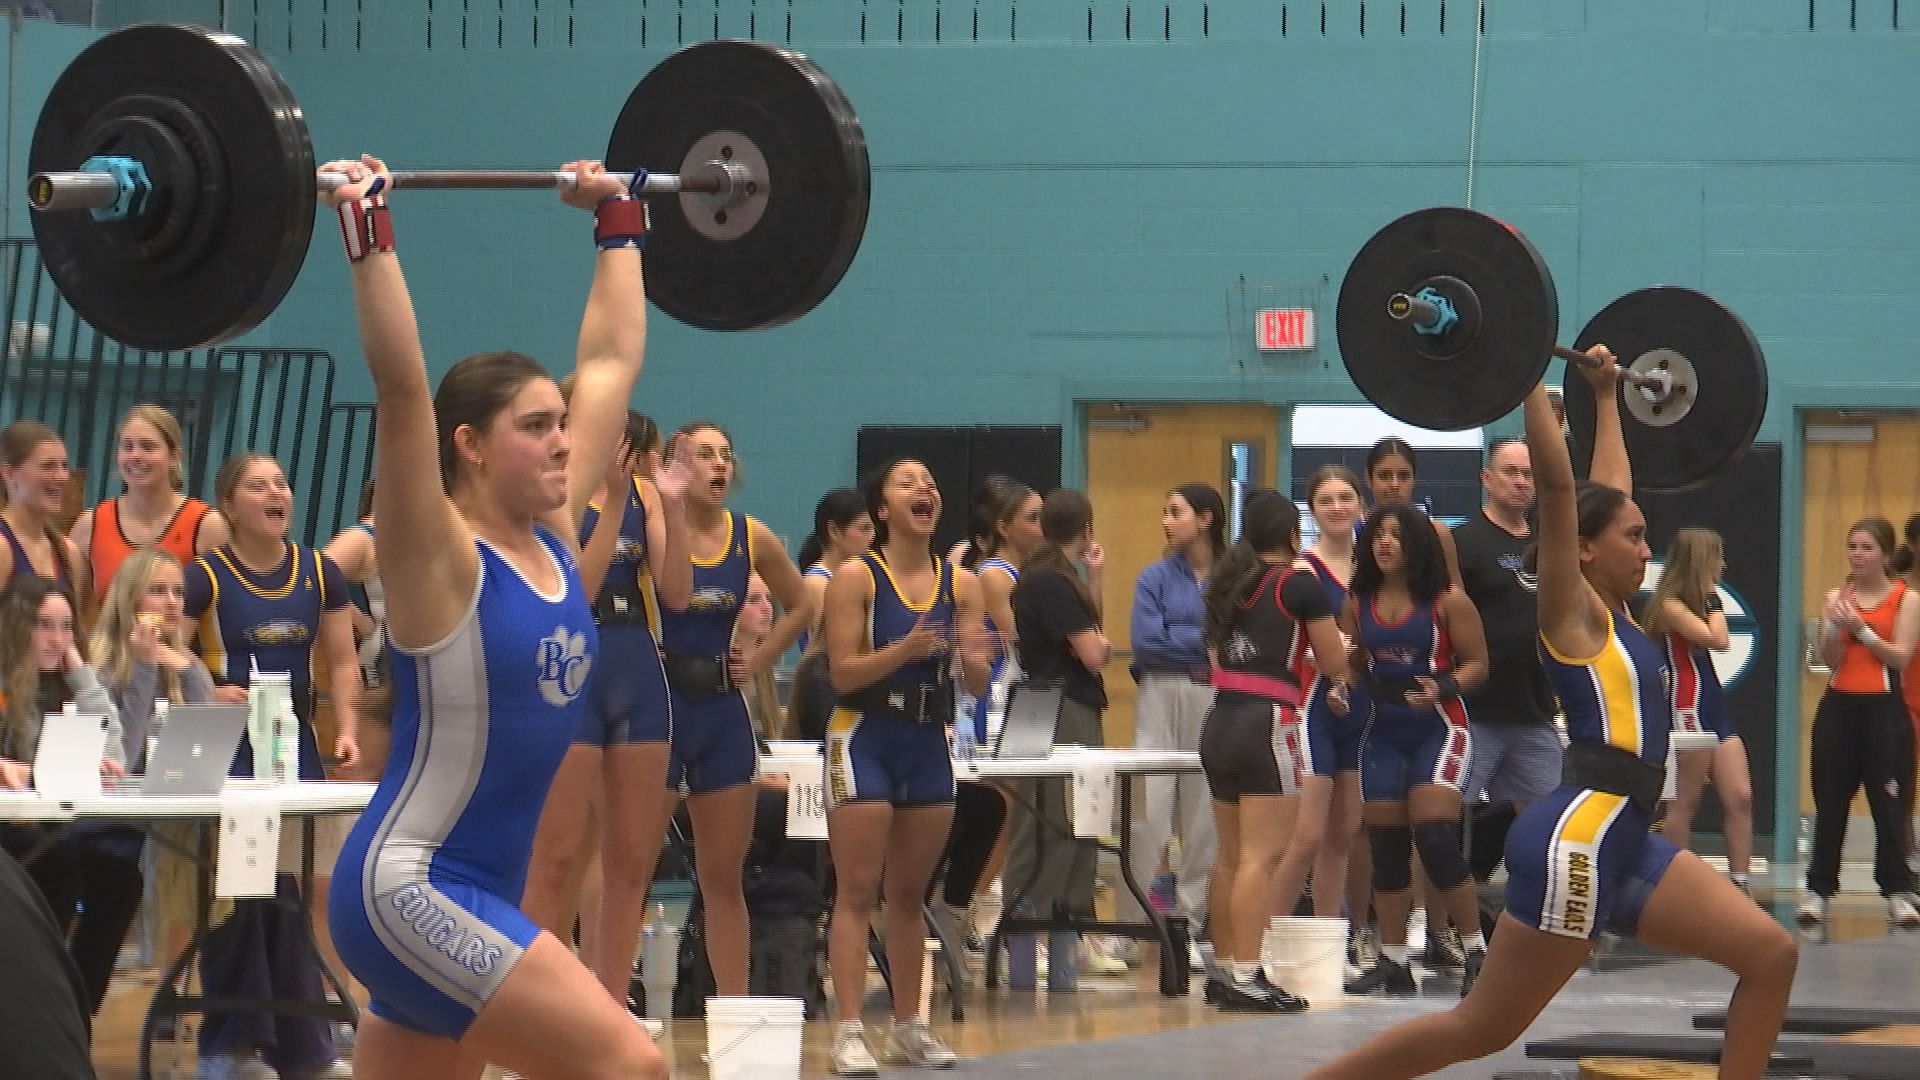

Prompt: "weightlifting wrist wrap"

[594,196,648,251]
[1703,594,1724,614]
[337,193,394,261]
[1432,672,1462,702]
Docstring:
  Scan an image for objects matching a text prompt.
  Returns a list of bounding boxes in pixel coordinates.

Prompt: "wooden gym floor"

[86,885,1920,1079]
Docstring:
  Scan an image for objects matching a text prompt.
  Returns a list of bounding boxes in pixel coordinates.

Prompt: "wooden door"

[1798,411,1920,816]
[1085,403,1280,748]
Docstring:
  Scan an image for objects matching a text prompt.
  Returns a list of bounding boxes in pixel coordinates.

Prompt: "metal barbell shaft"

[1550,345,1678,396]
[28,167,723,212]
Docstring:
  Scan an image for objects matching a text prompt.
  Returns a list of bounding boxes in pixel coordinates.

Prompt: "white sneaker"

[198,1051,280,1080]
[887,1018,958,1068]
[1889,892,1920,928]
[831,1020,879,1077]
[1082,935,1129,976]
[1796,891,1828,926]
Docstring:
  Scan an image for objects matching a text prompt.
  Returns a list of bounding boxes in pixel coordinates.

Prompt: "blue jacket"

[1130,553,1209,677]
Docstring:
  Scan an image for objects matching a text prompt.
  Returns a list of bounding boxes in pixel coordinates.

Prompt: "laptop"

[140,705,248,796]
[33,711,110,797]
[991,682,1062,760]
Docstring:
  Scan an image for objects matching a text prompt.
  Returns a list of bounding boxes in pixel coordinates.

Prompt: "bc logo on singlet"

[535,625,592,707]
[388,883,502,977]
[1638,561,1760,691]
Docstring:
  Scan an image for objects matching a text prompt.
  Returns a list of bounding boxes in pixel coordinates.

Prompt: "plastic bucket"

[1263,916,1347,1006]
[703,996,806,1080]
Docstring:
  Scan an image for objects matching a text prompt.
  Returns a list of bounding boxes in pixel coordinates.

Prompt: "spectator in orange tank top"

[1800,517,1920,928]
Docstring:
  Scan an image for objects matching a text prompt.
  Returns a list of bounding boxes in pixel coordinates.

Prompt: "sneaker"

[1348,925,1380,972]
[1796,890,1828,926]
[1188,939,1209,974]
[1202,975,1229,1004]
[1082,935,1130,976]
[887,1018,958,1068]
[831,1021,879,1077]
[1421,925,1466,972]
[198,1052,280,1080]
[279,1062,353,1080]
[1343,956,1418,996]
[1889,892,1920,929]
[1459,947,1486,998]
[1214,971,1308,1013]
[1148,873,1176,914]
[1729,874,1752,899]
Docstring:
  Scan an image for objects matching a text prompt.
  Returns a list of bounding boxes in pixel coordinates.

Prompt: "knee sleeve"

[1469,803,1516,883]
[1368,826,1413,893]
[1413,820,1471,890]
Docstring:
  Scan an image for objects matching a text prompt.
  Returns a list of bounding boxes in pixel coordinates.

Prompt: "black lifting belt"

[662,649,731,700]
[1560,741,1666,815]
[840,679,956,725]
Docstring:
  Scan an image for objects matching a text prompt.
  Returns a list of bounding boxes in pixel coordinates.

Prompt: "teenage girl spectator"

[1125,484,1224,937]
[521,408,693,1010]
[322,482,384,698]
[70,404,229,619]
[790,488,873,741]
[1800,516,1920,927]
[0,421,86,597]
[1199,490,1346,1012]
[187,451,360,1079]
[1643,528,1756,894]
[1896,513,1920,869]
[87,549,219,1013]
[822,459,990,1074]
[663,421,813,997]
[1295,467,1369,937]
[0,577,128,1009]
[1338,504,1490,998]
[1003,489,1107,992]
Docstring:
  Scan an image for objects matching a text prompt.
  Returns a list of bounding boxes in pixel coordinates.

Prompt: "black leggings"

[0,826,147,1015]
[941,782,1008,908]
[1806,690,1916,897]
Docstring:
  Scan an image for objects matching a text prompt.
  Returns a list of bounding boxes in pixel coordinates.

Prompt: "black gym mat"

[1693,1006,1920,1034]
[1524,1033,1920,1079]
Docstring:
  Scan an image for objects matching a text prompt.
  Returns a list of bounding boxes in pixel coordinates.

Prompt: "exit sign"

[1256,308,1315,352]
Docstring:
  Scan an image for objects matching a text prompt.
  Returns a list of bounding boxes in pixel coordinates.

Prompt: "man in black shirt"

[1452,439,1562,879]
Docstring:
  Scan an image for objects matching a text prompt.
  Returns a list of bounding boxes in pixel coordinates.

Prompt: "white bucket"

[703,996,806,1080]
[1263,916,1348,1006]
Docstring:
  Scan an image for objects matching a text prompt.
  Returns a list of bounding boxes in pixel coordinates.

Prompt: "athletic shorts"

[1307,676,1368,773]
[1502,783,1680,940]
[1464,721,1564,807]
[1674,697,1738,744]
[666,689,758,794]
[1360,702,1472,803]
[329,858,536,1040]
[1201,695,1310,803]
[825,709,957,810]
[574,625,671,745]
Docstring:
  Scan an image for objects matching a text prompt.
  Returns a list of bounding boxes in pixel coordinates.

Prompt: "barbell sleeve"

[1551,344,1677,395]
[28,167,721,212]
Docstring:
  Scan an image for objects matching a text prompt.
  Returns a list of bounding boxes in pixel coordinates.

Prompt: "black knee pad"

[1413,819,1471,890]
[1368,825,1414,893]
[1469,803,1517,882]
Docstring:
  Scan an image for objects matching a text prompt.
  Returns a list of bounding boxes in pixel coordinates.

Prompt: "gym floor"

[88,882,1920,1079]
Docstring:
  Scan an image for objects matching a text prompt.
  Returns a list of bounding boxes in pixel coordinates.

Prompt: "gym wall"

[14,1,1917,547]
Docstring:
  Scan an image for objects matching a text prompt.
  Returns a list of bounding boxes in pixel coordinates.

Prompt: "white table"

[760,745,1204,999]
[0,781,374,1080]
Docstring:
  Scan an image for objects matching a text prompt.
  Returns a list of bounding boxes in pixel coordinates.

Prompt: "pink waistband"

[1210,669,1303,706]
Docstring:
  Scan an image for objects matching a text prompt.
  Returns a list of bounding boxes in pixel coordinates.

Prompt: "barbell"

[26,23,870,350]
[1336,206,1767,494]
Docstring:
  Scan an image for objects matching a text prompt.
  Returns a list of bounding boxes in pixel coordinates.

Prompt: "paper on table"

[33,710,108,798]
[1069,765,1115,839]
[216,790,282,898]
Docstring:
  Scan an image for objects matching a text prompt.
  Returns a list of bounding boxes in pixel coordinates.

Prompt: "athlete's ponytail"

[1203,490,1299,649]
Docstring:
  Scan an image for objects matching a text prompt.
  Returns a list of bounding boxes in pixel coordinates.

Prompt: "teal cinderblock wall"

[17,0,1920,859]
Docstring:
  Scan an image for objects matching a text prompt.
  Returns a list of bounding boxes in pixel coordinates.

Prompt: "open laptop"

[140,705,247,796]
[991,682,1062,760]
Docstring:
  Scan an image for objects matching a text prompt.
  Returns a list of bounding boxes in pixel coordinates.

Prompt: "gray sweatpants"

[1120,674,1218,925]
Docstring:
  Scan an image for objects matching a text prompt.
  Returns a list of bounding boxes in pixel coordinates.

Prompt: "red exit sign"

[1255,308,1315,351]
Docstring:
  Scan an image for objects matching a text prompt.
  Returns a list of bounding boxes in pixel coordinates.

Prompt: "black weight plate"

[1337,208,1559,431]
[29,24,314,351]
[607,40,869,331]
[1565,287,1767,494]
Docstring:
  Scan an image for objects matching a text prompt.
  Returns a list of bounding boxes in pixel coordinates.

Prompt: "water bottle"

[248,672,299,784]
[639,902,678,1020]
[952,722,977,763]
[1797,814,1815,861]
[146,699,169,775]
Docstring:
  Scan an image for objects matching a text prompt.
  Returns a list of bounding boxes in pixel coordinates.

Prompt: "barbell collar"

[1551,344,1681,399]
[28,166,731,213]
